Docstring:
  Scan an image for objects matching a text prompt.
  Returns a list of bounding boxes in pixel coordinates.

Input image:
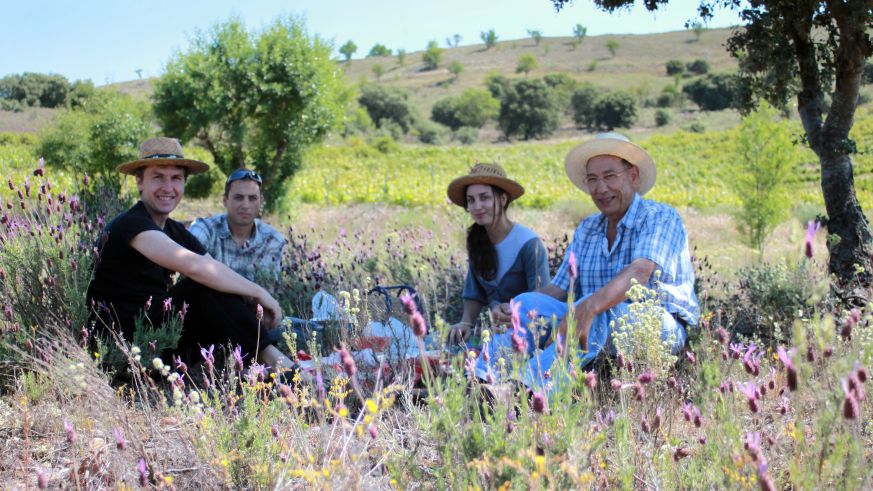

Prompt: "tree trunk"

[820,151,873,285]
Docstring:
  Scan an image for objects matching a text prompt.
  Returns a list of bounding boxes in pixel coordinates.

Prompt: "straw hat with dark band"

[564,132,656,195]
[116,137,210,175]
[446,162,524,207]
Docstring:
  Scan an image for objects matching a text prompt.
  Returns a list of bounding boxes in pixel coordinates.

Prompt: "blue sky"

[1,0,742,85]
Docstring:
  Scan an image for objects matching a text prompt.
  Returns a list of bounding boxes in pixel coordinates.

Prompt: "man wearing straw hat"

[510,132,699,384]
[86,137,297,372]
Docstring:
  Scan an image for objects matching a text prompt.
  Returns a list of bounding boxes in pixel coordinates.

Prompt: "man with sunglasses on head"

[189,169,287,284]
[485,133,698,391]
[87,138,298,374]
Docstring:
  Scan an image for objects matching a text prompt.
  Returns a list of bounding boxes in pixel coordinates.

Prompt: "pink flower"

[715,327,729,345]
[162,297,172,313]
[758,462,776,491]
[400,292,417,315]
[637,369,655,384]
[201,344,215,369]
[610,379,623,391]
[256,303,264,321]
[682,402,693,422]
[338,346,357,376]
[410,311,427,337]
[841,308,860,340]
[369,425,378,439]
[673,445,690,461]
[509,299,521,334]
[36,468,47,489]
[568,251,578,280]
[685,350,696,365]
[585,371,597,390]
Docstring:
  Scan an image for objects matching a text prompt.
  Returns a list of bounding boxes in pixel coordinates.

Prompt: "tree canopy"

[153,16,348,210]
[552,0,873,286]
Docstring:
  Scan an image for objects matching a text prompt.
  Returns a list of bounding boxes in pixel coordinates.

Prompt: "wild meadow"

[0,136,871,490]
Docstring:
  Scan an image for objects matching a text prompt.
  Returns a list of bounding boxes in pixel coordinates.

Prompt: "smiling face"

[585,155,639,223]
[466,184,507,227]
[223,179,262,231]
[135,165,186,224]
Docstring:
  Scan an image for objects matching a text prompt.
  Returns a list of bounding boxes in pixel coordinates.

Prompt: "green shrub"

[370,135,399,154]
[543,73,578,109]
[665,60,685,76]
[655,109,671,127]
[516,53,538,75]
[591,91,638,130]
[686,59,710,75]
[367,43,391,57]
[0,132,37,146]
[431,88,499,130]
[416,121,449,145]
[453,127,479,145]
[358,85,416,133]
[688,121,706,133]
[185,160,225,199]
[683,73,738,111]
[656,84,682,108]
[484,72,512,100]
[570,83,600,128]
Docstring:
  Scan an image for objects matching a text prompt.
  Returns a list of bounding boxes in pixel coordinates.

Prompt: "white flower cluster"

[611,279,678,377]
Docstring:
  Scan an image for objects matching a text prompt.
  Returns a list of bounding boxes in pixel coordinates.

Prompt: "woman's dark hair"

[466,185,509,280]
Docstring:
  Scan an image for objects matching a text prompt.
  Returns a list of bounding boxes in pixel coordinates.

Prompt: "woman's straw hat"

[116,137,209,175]
[564,132,656,195]
[446,162,525,207]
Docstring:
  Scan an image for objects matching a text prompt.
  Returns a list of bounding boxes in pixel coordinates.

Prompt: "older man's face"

[585,155,639,223]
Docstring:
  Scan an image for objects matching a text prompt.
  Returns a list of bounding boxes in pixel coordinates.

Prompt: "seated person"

[504,133,699,389]
[189,168,286,283]
[86,137,295,373]
[444,163,550,371]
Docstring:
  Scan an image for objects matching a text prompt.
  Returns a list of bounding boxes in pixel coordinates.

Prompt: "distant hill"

[2,28,741,135]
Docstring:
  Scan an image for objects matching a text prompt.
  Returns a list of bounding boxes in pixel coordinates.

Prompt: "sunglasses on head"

[226,169,262,185]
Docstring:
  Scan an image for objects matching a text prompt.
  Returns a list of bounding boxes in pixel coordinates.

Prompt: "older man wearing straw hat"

[501,132,699,388]
[86,137,297,373]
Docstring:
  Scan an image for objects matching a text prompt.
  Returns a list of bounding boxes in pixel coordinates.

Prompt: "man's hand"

[554,298,596,358]
[254,290,283,329]
[448,322,472,345]
[490,302,513,326]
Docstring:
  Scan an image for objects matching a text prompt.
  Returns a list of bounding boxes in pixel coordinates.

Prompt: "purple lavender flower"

[777,346,798,391]
[138,459,148,486]
[410,311,427,337]
[568,251,578,280]
[805,220,820,258]
[585,371,597,390]
[841,378,859,420]
[739,381,759,413]
[200,344,215,370]
[637,369,655,384]
[531,391,546,414]
[338,346,357,376]
[162,297,172,313]
[114,427,125,450]
[729,342,744,360]
[63,420,76,444]
[233,346,244,372]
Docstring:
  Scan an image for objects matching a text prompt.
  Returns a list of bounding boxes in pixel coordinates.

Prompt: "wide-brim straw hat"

[446,162,525,207]
[116,137,209,175]
[564,132,656,195]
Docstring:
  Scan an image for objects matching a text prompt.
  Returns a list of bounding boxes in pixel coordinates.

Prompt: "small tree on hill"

[689,21,705,42]
[432,88,499,130]
[396,49,406,66]
[731,103,796,259]
[606,39,620,58]
[498,79,560,140]
[481,30,498,49]
[527,29,543,46]
[572,24,587,44]
[446,34,462,48]
[448,60,464,82]
[367,44,391,57]
[422,40,443,70]
[516,54,538,76]
[485,72,513,100]
[372,64,385,80]
[339,40,357,62]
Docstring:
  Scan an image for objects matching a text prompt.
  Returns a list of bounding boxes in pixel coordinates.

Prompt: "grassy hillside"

[0,28,740,137]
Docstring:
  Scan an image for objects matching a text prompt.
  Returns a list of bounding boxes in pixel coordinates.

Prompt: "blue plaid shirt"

[552,193,699,325]
[189,214,286,282]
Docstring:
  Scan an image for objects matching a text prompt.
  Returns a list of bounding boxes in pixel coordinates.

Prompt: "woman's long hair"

[466,185,509,281]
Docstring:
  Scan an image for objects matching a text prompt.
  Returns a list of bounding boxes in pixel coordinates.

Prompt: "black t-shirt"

[86,201,206,326]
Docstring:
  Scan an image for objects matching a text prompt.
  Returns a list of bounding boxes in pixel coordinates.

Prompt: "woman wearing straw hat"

[445,162,550,356]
